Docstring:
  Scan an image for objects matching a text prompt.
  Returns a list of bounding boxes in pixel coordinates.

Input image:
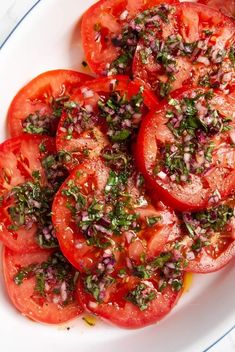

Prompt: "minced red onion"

[157,171,167,180]
[197,56,210,66]
[186,251,195,261]
[183,152,191,163]
[89,301,98,309]
[103,248,112,258]
[60,281,67,302]
[120,10,129,21]
[126,257,133,269]
[125,231,135,244]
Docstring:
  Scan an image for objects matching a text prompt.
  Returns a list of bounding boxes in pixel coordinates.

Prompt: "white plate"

[0,1,234,351]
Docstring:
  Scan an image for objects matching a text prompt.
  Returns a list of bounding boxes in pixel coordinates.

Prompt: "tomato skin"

[76,274,183,329]
[56,75,158,171]
[135,87,235,211]
[3,247,83,324]
[0,135,56,252]
[69,75,158,110]
[81,0,178,75]
[7,70,93,138]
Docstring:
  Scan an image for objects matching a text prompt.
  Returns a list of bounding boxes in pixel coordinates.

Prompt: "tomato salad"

[0,0,235,329]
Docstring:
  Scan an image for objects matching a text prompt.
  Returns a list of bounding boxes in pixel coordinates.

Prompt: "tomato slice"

[3,247,83,324]
[0,135,68,252]
[7,70,93,138]
[81,0,178,75]
[52,157,177,272]
[197,0,235,18]
[0,135,56,195]
[136,86,235,211]
[133,2,235,98]
[162,197,235,273]
[56,75,158,171]
[76,256,184,328]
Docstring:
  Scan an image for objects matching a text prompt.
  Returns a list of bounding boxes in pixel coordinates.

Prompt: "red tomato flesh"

[162,197,235,273]
[7,70,92,138]
[81,0,178,75]
[197,0,235,18]
[52,157,178,272]
[0,135,66,252]
[56,75,158,171]
[76,268,184,328]
[3,247,83,324]
[133,2,235,98]
[136,87,235,211]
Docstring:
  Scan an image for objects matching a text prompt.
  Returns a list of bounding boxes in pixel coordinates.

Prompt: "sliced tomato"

[136,87,235,211]
[7,70,92,138]
[3,247,83,324]
[162,197,235,273]
[76,268,184,328]
[197,0,235,17]
[0,135,66,252]
[81,0,178,75]
[56,75,158,171]
[0,135,55,195]
[52,157,177,272]
[133,2,235,98]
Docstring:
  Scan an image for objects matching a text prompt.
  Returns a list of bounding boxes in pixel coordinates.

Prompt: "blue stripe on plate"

[0,0,42,50]
[0,0,234,351]
[203,325,235,352]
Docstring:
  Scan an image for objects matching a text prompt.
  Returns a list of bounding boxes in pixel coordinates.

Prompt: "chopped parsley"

[126,283,156,311]
[108,4,172,75]
[22,96,68,136]
[155,91,232,183]
[8,181,58,248]
[98,88,144,143]
[194,204,233,232]
[146,216,162,227]
[85,274,115,302]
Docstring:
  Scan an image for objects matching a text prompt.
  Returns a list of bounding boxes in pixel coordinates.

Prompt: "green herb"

[14,264,37,285]
[203,29,213,36]
[109,202,138,234]
[39,142,46,152]
[198,74,211,87]
[191,238,203,252]
[171,279,183,292]
[85,274,115,302]
[152,252,172,268]
[62,180,86,209]
[195,204,233,231]
[126,283,156,311]
[159,81,172,98]
[229,46,235,66]
[8,180,58,248]
[134,265,151,279]
[42,153,68,190]
[14,252,77,305]
[111,129,131,142]
[98,89,144,143]
[86,236,111,249]
[184,221,195,237]
[146,216,162,227]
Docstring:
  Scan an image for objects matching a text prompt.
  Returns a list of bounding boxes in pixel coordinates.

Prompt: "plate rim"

[0,1,234,351]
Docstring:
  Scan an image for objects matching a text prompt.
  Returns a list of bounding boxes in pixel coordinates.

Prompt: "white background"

[0,1,234,351]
